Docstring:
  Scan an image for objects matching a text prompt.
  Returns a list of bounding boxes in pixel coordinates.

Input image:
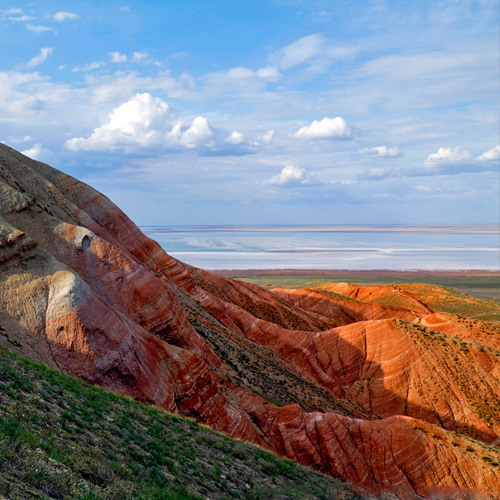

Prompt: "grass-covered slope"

[0,349,368,500]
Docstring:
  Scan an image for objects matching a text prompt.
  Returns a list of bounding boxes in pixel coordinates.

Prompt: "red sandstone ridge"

[1,142,499,499]
[317,281,434,315]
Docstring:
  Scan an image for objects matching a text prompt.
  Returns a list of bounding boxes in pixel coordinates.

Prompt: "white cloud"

[359,145,402,157]
[2,135,34,145]
[203,64,280,95]
[401,146,498,177]
[65,93,170,152]
[21,143,53,162]
[53,12,79,21]
[133,51,149,61]
[346,45,497,115]
[279,34,324,70]
[369,168,386,177]
[4,8,23,15]
[9,15,36,21]
[71,61,105,73]
[225,131,243,145]
[275,34,356,72]
[261,130,275,144]
[132,51,158,65]
[424,147,472,167]
[359,51,479,83]
[26,24,54,33]
[415,185,434,192]
[358,167,396,181]
[85,70,195,104]
[263,165,316,187]
[227,67,254,79]
[477,145,499,161]
[168,116,213,149]
[294,117,353,140]
[110,51,127,63]
[256,66,280,80]
[25,47,54,68]
[168,51,187,61]
[21,143,43,158]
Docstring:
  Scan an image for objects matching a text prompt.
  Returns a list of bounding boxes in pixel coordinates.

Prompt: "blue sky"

[1,0,499,225]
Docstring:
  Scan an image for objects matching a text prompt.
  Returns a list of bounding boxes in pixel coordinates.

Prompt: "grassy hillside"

[0,349,369,500]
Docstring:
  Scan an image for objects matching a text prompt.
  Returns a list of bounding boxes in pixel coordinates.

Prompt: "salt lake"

[140,225,499,271]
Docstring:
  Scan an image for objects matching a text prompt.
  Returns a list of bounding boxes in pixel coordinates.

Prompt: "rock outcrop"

[1,142,499,499]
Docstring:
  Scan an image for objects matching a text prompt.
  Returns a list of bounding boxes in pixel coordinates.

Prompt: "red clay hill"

[1,142,500,499]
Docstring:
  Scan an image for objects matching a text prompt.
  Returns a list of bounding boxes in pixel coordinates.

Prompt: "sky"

[0,0,499,226]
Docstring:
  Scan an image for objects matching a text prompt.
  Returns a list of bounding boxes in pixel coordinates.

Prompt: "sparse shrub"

[232,441,249,460]
[261,461,278,476]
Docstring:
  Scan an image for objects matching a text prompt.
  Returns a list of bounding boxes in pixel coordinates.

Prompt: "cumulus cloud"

[359,145,401,157]
[26,24,54,33]
[110,51,127,63]
[53,12,79,21]
[477,145,499,161]
[21,143,43,158]
[168,116,213,148]
[21,143,53,162]
[225,131,243,145]
[24,47,54,68]
[263,165,317,187]
[132,51,149,62]
[406,146,498,176]
[424,147,472,167]
[364,143,498,180]
[294,117,353,140]
[105,51,158,66]
[65,93,170,151]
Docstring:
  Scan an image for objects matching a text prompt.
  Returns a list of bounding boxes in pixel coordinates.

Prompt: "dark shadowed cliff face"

[1,142,499,499]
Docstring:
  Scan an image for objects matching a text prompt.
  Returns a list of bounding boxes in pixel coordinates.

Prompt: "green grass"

[0,349,366,500]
